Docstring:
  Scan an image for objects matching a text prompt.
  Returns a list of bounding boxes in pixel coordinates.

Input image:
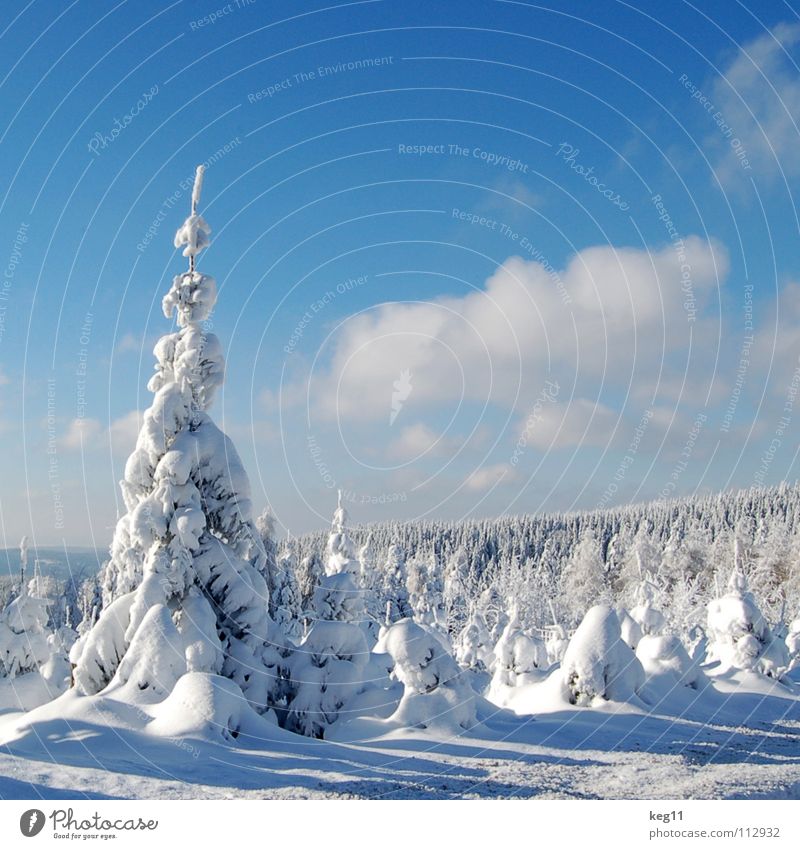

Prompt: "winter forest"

[1,167,799,801]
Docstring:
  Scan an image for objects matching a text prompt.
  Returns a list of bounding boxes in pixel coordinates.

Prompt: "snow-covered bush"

[71,167,283,713]
[148,672,271,743]
[455,606,494,671]
[706,568,788,678]
[545,623,569,665]
[382,618,476,732]
[561,605,644,706]
[488,609,547,703]
[0,587,52,679]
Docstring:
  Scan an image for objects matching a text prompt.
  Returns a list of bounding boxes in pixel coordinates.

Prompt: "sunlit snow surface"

[1,667,798,800]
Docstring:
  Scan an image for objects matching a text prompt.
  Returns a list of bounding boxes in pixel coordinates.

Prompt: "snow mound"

[636,633,704,689]
[147,672,268,743]
[561,605,645,706]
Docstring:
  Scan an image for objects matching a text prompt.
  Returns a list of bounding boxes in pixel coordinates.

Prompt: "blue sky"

[2,0,800,545]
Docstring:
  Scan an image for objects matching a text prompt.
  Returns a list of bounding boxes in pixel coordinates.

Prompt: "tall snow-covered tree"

[77,576,102,637]
[560,530,607,627]
[19,535,29,590]
[255,505,279,598]
[71,166,283,711]
[444,547,470,634]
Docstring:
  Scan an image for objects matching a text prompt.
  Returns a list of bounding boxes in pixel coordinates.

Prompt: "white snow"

[561,605,645,706]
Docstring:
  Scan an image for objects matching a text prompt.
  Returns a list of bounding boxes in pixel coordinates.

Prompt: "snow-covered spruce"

[561,605,645,706]
[285,492,368,737]
[71,167,283,712]
[272,537,303,644]
[706,568,788,678]
[382,618,476,732]
[255,506,279,602]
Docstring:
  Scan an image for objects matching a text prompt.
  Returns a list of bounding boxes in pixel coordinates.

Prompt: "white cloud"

[465,462,517,492]
[712,22,800,181]
[520,399,618,450]
[61,411,142,454]
[109,410,142,454]
[300,239,727,424]
[62,417,103,450]
[386,422,459,460]
[115,332,142,354]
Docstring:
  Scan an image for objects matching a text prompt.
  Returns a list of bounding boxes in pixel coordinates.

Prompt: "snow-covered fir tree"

[71,166,283,711]
[382,542,412,622]
[560,530,608,627]
[286,492,368,737]
[255,505,279,601]
[272,537,303,644]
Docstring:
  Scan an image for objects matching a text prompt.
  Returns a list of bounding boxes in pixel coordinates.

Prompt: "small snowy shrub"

[383,619,476,732]
[706,569,788,677]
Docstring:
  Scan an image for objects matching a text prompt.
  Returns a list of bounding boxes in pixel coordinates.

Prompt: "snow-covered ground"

[1,670,798,800]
